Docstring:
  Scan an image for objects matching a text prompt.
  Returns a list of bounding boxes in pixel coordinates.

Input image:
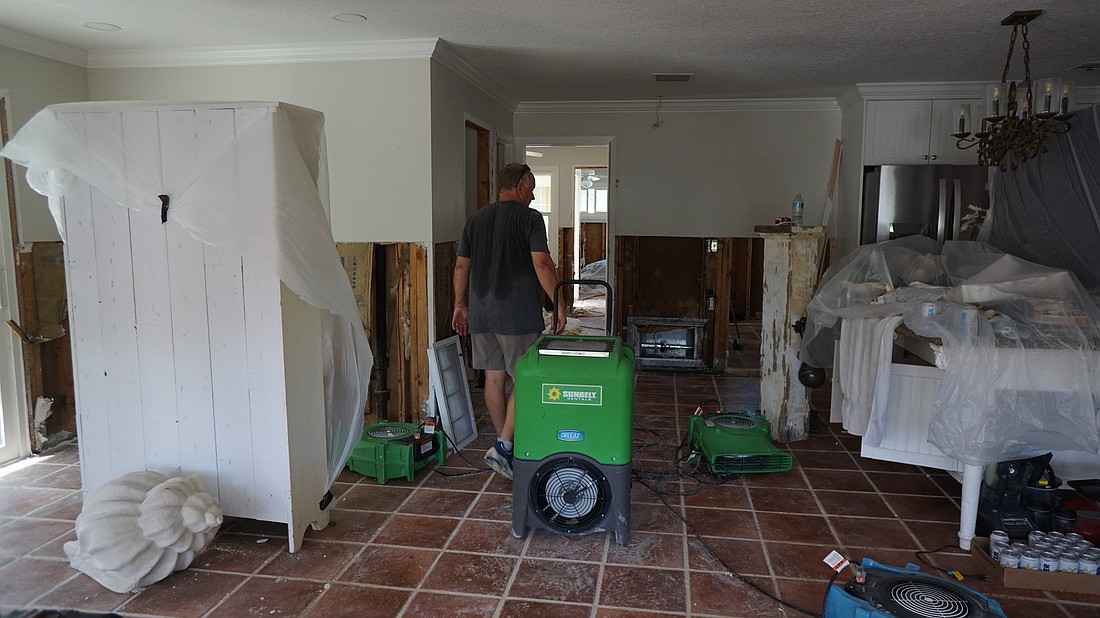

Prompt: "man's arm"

[532,252,566,334]
[452,256,471,336]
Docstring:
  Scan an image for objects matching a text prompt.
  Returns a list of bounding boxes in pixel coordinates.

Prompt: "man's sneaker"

[484,441,514,480]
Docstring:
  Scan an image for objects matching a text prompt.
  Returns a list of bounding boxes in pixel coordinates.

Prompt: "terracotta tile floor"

[3,373,1100,617]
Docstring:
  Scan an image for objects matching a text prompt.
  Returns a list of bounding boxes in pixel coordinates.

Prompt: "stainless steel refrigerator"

[860,165,990,245]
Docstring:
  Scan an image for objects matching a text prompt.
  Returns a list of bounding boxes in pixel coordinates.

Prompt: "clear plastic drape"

[1,101,372,488]
[802,237,1100,465]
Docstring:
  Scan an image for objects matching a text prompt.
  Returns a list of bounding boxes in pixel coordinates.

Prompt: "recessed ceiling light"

[83,21,122,32]
[332,13,368,23]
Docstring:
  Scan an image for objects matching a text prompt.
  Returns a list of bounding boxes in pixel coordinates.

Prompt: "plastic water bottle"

[791,193,804,226]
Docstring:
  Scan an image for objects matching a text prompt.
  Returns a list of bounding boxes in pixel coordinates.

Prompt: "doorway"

[521,141,612,336]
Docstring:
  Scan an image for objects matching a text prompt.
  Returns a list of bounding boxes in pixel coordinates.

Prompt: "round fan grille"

[530,456,611,533]
[367,425,412,440]
[714,415,755,429]
[886,579,972,618]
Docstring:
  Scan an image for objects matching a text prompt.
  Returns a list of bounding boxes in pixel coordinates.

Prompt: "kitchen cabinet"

[864,99,982,165]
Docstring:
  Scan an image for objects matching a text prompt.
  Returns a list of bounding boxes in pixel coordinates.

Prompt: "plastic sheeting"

[802,236,1100,465]
[986,104,1100,294]
[1,101,372,488]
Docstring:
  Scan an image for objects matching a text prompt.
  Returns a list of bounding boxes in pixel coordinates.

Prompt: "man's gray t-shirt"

[457,200,550,335]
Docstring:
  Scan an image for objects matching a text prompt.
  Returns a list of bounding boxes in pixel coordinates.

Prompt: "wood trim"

[465,120,491,209]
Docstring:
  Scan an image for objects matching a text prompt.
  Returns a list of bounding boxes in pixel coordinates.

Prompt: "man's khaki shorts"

[471,332,541,376]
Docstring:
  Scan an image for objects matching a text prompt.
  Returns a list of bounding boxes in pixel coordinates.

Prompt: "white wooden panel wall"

[126,111,182,483]
[63,155,112,493]
[860,363,962,471]
[238,110,294,524]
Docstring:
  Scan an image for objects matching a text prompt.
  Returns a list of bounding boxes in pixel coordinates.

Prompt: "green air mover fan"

[346,421,447,484]
[688,413,792,474]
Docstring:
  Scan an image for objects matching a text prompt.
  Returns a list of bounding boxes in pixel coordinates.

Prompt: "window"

[575,168,607,221]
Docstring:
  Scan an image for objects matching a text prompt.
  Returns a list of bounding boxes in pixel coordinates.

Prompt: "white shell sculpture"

[64,471,224,593]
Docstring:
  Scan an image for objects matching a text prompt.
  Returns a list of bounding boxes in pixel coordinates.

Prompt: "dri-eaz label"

[542,383,603,406]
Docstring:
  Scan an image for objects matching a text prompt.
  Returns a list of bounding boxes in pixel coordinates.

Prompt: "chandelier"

[954,10,1073,171]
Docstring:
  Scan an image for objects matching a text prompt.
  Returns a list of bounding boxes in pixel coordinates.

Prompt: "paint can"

[1039,551,1060,571]
[1019,549,1041,570]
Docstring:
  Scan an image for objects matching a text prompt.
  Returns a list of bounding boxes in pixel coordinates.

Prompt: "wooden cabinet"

[42,102,349,553]
[864,99,982,165]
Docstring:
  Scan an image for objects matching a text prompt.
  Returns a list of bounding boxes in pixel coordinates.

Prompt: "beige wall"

[515,107,841,238]
[88,59,434,243]
[0,45,89,242]
[429,60,514,243]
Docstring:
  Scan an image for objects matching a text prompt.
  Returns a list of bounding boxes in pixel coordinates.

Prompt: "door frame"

[0,91,31,465]
[515,135,616,295]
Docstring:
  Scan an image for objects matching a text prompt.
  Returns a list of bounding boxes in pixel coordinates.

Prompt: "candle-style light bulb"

[1043,80,1053,113]
[993,85,1001,116]
[958,105,967,134]
[1061,84,1070,115]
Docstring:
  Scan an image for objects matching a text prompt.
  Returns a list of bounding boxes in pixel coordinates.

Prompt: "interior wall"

[88,58,434,243]
[515,107,841,238]
[428,60,514,244]
[0,45,89,242]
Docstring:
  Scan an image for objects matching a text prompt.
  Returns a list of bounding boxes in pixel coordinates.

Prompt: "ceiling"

[1,0,1098,103]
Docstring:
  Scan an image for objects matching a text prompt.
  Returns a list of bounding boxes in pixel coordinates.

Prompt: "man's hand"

[452,305,469,337]
[553,307,567,334]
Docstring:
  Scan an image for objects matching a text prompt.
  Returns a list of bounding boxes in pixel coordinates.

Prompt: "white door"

[0,100,29,464]
[529,167,558,261]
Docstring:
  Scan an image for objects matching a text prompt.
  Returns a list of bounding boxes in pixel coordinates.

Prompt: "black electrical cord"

[423,420,493,478]
[630,401,828,618]
[636,476,823,618]
[914,545,987,581]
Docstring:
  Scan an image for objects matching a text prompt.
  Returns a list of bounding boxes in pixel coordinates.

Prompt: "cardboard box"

[972,536,1099,594]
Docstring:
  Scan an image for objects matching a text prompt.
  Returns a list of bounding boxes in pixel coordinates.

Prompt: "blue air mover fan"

[824,558,1006,618]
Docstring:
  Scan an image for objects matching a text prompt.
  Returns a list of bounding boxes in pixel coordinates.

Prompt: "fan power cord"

[914,545,987,581]
[425,421,492,478]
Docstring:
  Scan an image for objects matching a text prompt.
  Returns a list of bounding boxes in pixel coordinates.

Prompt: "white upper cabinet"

[864,99,982,165]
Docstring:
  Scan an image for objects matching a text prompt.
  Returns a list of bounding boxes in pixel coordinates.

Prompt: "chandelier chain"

[1000,25,1017,84]
[1021,23,1033,110]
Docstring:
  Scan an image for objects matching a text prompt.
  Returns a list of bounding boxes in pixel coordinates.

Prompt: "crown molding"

[854,82,989,100]
[430,40,517,111]
[0,25,86,67]
[515,98,839,114]
[85,38,439,68]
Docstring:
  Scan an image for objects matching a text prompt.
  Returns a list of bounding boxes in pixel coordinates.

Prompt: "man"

[452,163,567,480]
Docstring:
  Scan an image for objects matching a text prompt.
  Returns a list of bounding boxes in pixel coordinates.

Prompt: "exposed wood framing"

[433,241,457,343]
[728,237,764,319]
[386,243,430,424]
[580,222,606,267]
[336,242,376,426]
[703,239,733,371]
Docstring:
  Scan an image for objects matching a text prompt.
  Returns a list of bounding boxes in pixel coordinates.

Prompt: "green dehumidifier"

[512,280,634,545]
